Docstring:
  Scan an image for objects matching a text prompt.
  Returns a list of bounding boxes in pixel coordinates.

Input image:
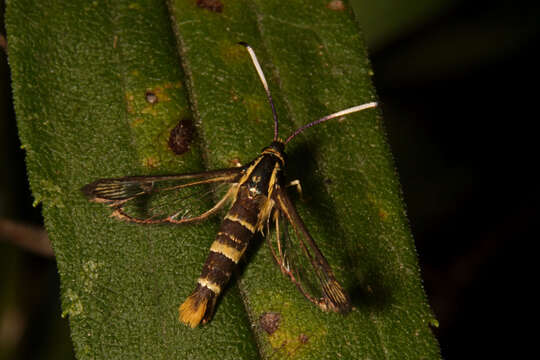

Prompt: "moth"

[82,42,377,328]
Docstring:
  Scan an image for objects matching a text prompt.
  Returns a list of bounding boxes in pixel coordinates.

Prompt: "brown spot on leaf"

[327,0,345,11]
[143,156,159,168]
[298,333,309,344]
[144,86,171,104]
[259,312,281,335]
[125,93,135,113]
[168,119,194,155]
[131,118,144,127]
[196,0,223,13]
[145,91,158,104]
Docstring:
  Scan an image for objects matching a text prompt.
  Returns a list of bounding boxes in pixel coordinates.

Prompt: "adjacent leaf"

[6,0,440,359]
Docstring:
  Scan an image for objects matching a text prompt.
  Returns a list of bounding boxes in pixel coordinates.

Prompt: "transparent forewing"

[82,168,243,224]
[267,187,351,313]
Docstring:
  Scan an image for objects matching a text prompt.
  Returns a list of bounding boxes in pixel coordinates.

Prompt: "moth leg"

[286,180,302,199]
[266,210,284,266]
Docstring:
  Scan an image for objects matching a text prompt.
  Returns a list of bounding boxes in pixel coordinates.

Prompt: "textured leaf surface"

[6,0,440,358]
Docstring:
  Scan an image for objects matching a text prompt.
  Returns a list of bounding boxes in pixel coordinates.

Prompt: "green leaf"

[6,0,440,359]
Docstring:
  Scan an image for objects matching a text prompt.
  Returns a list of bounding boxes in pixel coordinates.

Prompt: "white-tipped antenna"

[284,102,378,144]
[238,42,279,141]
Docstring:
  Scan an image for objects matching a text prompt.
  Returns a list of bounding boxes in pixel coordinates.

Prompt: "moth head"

[268,140,285,153]
[262,140,286,165]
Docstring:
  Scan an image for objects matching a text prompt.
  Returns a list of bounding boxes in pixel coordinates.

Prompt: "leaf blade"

[7,0,440,358]
[168,0,440,358]
[7,0,258,358]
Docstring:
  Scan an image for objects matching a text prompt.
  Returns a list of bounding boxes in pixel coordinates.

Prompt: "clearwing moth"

[82,43,377,328]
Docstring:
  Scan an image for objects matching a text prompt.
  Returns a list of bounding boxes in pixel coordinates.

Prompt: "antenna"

[284,102,378,144]
[239,42,378,145]
[238,42,279,141]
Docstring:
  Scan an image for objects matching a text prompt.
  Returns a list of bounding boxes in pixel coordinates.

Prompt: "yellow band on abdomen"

[224,214,256,233]
[210,241,245,264]
[197,277,222,294]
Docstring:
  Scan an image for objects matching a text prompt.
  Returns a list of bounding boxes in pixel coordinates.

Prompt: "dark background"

[1,1,536,359]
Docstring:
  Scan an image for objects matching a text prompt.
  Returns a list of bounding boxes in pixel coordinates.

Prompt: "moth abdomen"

[179,190,259,327]
[179,251,235,328]
[178,284,215,328]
